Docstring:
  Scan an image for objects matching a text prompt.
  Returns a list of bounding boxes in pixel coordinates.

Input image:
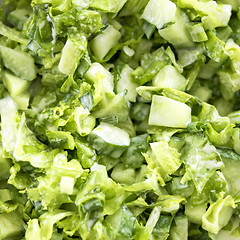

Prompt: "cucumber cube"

[90,25,121,60]
[0,45,36,81]
[149,95,191,128]
[88,123,130,158]
[60,176,75,195]
[141,0,176,29]
[3,71,30,97]
[153,65,186,90]
[84,62,114,93]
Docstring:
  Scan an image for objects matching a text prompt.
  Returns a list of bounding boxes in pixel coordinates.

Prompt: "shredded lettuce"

[0,0,240,239]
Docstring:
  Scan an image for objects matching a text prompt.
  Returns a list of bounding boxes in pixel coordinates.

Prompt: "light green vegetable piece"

[88,122,130,158]
[202,195,235,234]
[0,45,36,81]
[152,65,186,90]
[58,36,87,75]
[90,25,121,60]
[141,0,176,29]
[149,95,191,128]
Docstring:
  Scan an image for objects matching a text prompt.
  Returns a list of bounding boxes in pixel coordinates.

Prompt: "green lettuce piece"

[111,163,136,185]
[170,177,194,199]
[202,195,235,234]
[152,215,173,240]
[137,86,197,108]
[217,70,240,100]
[64,107,96,136]
[214,216,240,240]
[132,47,170,85]
[89,0,127,13]
[75,140,97,169]
[46,130,75,150]
[198,102,231,131]
[13,113,47,162]
[122,133,149,169]
[144,206,161,237]
[0,211,24,239]
[202,4,232,30]
[27,152,83,209]
[177,0,231,30]
[185,201,207,225]
[84,62,115,106]
[0,145,11,181]
[8,162,34,190]
[148,141,182,180]
[155,195,186,213]
[119,0,149,16]
[26,210,73,240]
[86,220,110,240]
[205,123,234,146]
[225,38,240,73]
[75,163,124,213]
[124,165,164,195]
[169,215,188,240]
[180,134,223,193]
[105,205,136,240]
[74,164,125,238]
[25,219,41,240]
[217,148,240,198]
[176,0,218,15]
[126,197,149,217]
[190,171,227,206]
[0,200,18,214]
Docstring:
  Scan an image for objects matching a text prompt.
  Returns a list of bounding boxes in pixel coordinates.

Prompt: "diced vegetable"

[149,95,191,128]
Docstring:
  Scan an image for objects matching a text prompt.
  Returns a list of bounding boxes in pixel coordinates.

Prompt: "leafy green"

[0,0,240,239]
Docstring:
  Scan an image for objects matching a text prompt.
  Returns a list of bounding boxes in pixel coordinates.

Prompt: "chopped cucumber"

[58,37,86,75]
[13,92,30,110]
[7,8,30,30]
[187,23,208,42]
[3,71,30,97]
[152,65,187,90]
[111,163,136,185]
[185,202,207,224]
[88,122,130,158]
[0,97,18,153]
[141,0,176,29]
[116,64,139,102]
[92,92,129,122]
[0,45,36,81]
[158,9,194,48]
[202,4,232,30]
[84,62,114,94]
[90,25,121,60]
[60,176,75,195]
[148,95,191,128]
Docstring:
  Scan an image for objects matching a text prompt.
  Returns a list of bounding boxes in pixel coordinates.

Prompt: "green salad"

[1,0,240,239]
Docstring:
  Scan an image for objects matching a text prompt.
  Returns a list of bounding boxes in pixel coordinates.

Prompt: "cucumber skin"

[88,132,128,158]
